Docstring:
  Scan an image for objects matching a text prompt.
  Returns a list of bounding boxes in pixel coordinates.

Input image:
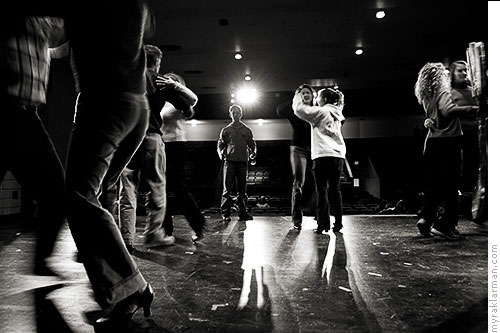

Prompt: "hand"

[423,118,435,129]
[156,75,177,89]
[249,153,256,160]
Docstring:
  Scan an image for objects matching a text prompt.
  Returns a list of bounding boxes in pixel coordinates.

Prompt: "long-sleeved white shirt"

[293,95,346,160]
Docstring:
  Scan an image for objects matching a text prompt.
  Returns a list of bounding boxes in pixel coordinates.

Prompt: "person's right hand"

[423,118,435,129]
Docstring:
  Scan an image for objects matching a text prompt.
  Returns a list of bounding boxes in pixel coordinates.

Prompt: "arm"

[247,129,257,157]
[292,93,324,125]
[217,130,227,160]
[156,76,198,106]
[438,90,479,117]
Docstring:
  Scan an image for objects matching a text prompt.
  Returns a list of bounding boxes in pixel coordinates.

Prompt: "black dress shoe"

[332,224,343,232]
[313,228,324,234]
[94,283,154,332]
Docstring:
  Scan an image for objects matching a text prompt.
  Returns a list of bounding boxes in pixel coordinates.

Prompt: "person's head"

[163,72,186,86]
[414,62,450,105]
[295,84,315,106]
[449,60,470,89]
[144,44,162,72]
[229,104,243,121]
[316,87,344,107]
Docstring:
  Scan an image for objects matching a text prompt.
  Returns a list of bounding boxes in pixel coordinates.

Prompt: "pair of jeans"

[120,133,166,244]
[0,100,65,264]
[65,92,148,308]
[290,146,314,225]
[220,160,249,217]
[422,137,461,231]
[163,141,205,236]
[313,157,344,231]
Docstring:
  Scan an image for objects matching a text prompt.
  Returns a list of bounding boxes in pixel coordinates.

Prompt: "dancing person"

[119,46,196,250]
[449,60,479,194]
[293,88,346,233]
[160,72,206,243]
[414,62,478,239]
[63,1,158,330]
[0,17,66,276]
[217,104,256,222]
[276,84,316,231]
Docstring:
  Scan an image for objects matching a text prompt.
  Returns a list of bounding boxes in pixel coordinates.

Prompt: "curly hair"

[414,62,450,105]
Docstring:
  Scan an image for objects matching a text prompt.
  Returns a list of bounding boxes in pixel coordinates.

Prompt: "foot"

[239,214,253,221]
[94,283,154,332]
[331,224,343,232]
[313,228,325,234]
[451,228,460,236]
[145,232,175,248]
[293,224,302,231]
[416,218,432,237]
[222,216,231,222]
[430,227,460,240]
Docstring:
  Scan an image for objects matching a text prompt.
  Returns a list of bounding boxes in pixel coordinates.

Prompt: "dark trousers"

[0,101,65,264]
[422,137,462,231]
[290,146,314,225]
[313,157,344,231]
[221,160,249,217]
[163,141,205,235]
[65,92,148,308]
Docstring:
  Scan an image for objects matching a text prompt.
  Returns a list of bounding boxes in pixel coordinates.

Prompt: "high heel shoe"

[94,283,154,331]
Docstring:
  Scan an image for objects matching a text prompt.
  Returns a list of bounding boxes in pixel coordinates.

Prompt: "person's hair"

[449,60,470,88]
[295,84,315,106]
[144,44,162,68]
[163,72,186,86]
[414,62,450,105]
[229,104,242,113]
[318,87,344,107]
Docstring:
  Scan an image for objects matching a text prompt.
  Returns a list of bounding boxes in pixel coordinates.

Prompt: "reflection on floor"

[0,214,488,332]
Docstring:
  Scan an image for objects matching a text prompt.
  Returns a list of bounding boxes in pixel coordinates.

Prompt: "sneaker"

[430,227,460,240]
[222,216,231,222]
[145,232,176,248]
[239,214,253,221]
[416,218,432,237]
[293,224,302,231]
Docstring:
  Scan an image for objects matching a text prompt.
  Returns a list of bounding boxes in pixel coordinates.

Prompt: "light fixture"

[244,74,252,81]
[236,87,259,104]
[190,119,198,127]
[257,119,264,127]
[234,53,242,60]
[376,10,385,19]
[355,49,363,55]
[230,98,235,103]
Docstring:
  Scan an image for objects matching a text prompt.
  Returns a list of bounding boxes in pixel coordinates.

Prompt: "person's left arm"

[247,128,257,157]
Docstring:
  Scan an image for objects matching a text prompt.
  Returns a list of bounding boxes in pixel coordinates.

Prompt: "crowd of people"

[0,2,482,330]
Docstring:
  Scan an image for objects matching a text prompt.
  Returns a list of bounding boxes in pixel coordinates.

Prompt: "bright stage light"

[236,87,259,104]
[190,119,198,127]
[376,10,385,19]
[257,118,264,126]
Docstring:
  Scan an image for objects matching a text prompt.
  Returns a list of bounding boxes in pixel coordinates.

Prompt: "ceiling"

[145,0,487,117]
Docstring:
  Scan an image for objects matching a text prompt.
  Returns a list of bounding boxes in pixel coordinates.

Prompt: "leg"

[313,158,330,232]
[119,155,141,247]
[290,146,308,228]
[236,162,250,219]
[221,161,235,219]
[65,92,148,308]
[329,158,344,230]
[1,105,66,269]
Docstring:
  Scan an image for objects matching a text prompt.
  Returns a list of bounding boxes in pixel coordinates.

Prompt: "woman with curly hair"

[414,62,478,240]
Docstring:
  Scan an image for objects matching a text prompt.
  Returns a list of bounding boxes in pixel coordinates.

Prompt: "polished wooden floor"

[0,213,488,332]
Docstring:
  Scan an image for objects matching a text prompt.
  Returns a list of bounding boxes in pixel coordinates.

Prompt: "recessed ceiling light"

[234,53,242,60]
[355,49,363,55]
[244,74,252,81]
[376,10,386,19]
